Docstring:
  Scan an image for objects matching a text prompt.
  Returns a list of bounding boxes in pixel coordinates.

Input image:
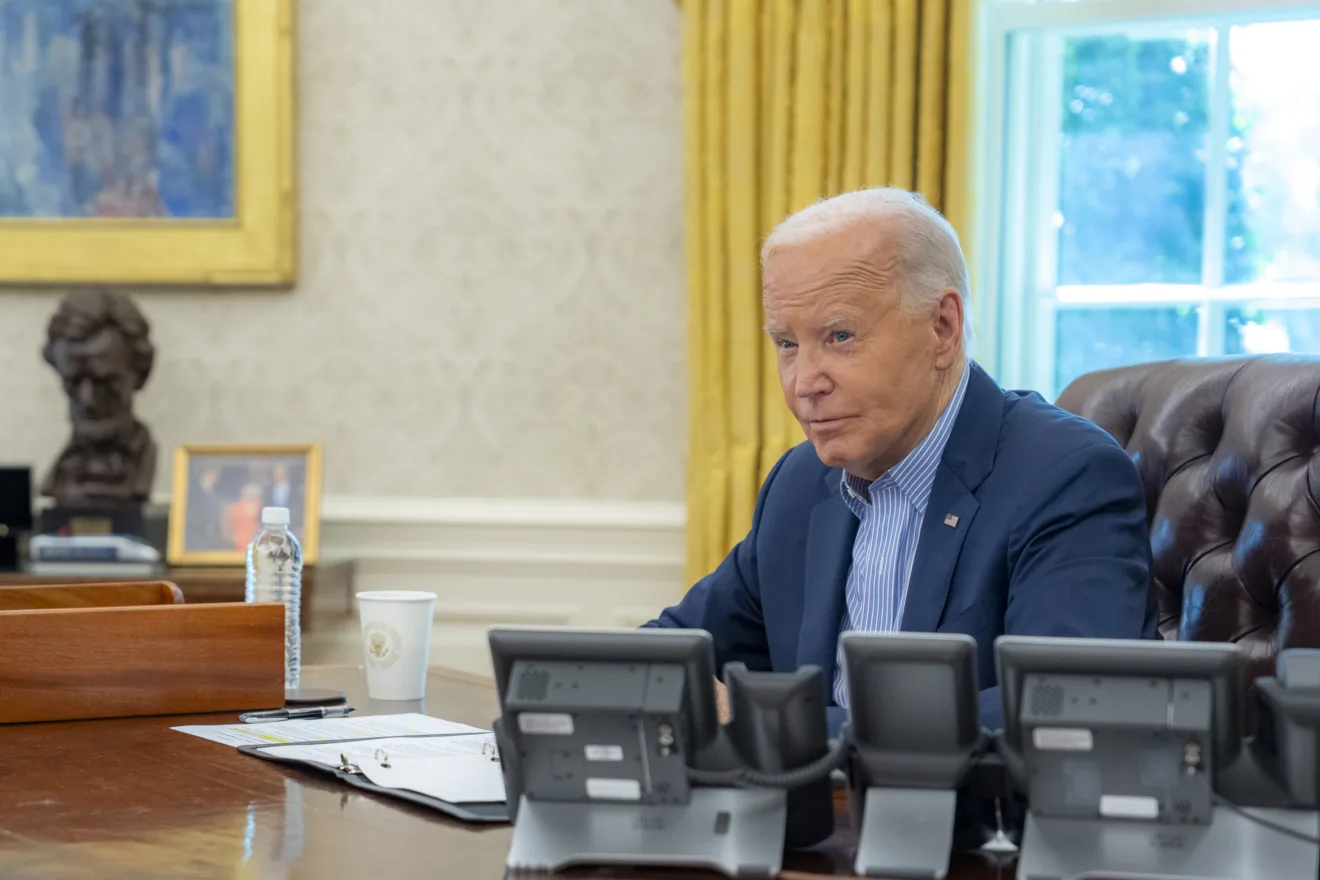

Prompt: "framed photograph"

[168,444,322,566]
[0,0,296,286]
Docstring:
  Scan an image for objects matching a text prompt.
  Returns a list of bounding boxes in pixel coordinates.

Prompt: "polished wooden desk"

[0,666,1016,880]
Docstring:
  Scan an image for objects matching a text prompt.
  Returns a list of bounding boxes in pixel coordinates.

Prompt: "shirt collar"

[840,362,971,513]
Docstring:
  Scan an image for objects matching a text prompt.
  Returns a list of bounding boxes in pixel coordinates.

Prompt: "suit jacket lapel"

[901,362,1003,632]
[900,465,979,632]
[796,493,858,675]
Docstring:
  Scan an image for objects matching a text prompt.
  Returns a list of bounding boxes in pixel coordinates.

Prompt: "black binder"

[239,732,510,824]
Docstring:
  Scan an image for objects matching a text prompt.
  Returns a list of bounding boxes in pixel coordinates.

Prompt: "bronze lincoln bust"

[41,289,157,506]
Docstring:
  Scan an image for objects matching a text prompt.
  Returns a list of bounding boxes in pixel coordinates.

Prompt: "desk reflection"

[241,779,304,875]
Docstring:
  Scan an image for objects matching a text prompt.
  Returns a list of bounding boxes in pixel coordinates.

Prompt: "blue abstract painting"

[0,0,233,219]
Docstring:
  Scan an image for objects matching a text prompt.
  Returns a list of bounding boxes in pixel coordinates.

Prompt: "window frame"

[974,0,1320,394]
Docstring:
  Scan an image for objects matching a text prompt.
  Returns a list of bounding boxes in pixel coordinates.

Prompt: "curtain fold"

[682,0,973,586]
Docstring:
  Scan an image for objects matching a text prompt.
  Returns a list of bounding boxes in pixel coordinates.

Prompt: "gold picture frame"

[0,0,296,286]
[168,443,322,566]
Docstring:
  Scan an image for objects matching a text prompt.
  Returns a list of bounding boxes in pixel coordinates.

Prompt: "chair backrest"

[0,581,184,611]
[1056,355,1320,687]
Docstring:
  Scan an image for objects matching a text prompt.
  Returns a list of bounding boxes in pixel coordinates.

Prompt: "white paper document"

[261,733,507,804]
[359,754,507,804]
[171,713,483,748]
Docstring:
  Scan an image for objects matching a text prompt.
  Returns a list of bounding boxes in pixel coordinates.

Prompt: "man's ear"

[933,289,963,369]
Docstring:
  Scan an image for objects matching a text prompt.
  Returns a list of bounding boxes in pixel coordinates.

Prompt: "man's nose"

[76,379,96,407]
[793,347,832,398]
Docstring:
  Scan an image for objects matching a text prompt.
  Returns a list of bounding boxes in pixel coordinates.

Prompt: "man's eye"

[832,331,853,343]
[777,339,797,351]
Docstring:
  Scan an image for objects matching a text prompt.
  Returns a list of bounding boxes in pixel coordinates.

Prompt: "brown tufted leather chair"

[1056,355,1320,694]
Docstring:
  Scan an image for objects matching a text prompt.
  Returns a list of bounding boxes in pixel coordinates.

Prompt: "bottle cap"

[261,506,290,526]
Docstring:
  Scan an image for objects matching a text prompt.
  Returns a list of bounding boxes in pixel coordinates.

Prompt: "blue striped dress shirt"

[832,363,971,708]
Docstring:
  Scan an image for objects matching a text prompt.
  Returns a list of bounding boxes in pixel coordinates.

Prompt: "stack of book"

[27,533,163,577]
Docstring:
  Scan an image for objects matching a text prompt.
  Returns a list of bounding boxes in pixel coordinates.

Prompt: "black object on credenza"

[0,467,34,571]
[36,504,146,542]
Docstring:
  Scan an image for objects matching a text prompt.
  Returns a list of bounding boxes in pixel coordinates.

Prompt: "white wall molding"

[320,496,684,571]
[320,495,685,529]
[299,496,687,677]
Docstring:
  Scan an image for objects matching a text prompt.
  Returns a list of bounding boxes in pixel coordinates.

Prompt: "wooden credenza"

[0,559,356,631]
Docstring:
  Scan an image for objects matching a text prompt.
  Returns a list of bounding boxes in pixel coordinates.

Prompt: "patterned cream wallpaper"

[0,0,685,501]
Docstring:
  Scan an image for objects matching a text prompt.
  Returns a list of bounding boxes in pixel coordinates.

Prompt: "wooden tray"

[0,602,284,724]
[0,580,184,610]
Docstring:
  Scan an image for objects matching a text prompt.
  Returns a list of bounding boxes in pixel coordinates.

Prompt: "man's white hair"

[761,187,974,353]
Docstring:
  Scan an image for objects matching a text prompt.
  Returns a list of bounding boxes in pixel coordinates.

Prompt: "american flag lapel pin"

[944,513,959,528]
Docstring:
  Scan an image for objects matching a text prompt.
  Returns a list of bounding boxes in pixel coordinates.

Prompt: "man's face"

[200,467,220,492]
[762,223,963,481]
[50,327,137,437]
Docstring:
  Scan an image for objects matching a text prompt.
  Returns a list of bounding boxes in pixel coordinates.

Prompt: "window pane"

[1225,306,1320,355]
[1055,307,1200,394]
[1224,21,1320,283]
[1058,33,1211,285]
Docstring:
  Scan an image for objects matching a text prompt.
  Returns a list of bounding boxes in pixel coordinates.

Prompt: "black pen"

[239,706,356,724]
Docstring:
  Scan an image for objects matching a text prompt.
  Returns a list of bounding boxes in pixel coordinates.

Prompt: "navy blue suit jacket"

[646,363,1159,731]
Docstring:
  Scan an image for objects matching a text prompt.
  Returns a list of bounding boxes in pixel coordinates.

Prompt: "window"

[979,1,1320,398]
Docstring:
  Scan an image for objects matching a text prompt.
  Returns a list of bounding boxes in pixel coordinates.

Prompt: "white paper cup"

[356,590,437,700]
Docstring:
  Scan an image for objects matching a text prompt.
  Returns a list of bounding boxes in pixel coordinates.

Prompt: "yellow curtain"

[682,0,974,586]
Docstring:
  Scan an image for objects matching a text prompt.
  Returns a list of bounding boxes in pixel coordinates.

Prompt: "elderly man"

[646,188,1157,731]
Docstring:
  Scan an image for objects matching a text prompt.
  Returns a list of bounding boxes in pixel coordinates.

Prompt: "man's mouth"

[807,417,853,432]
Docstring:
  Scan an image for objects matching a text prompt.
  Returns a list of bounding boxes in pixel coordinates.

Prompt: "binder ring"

[374,748,391,768]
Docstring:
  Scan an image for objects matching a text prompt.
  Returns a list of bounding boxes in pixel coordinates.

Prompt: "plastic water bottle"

[245,506,302,691]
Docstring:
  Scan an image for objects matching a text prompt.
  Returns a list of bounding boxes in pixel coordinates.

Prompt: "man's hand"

[715,677,731,724]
